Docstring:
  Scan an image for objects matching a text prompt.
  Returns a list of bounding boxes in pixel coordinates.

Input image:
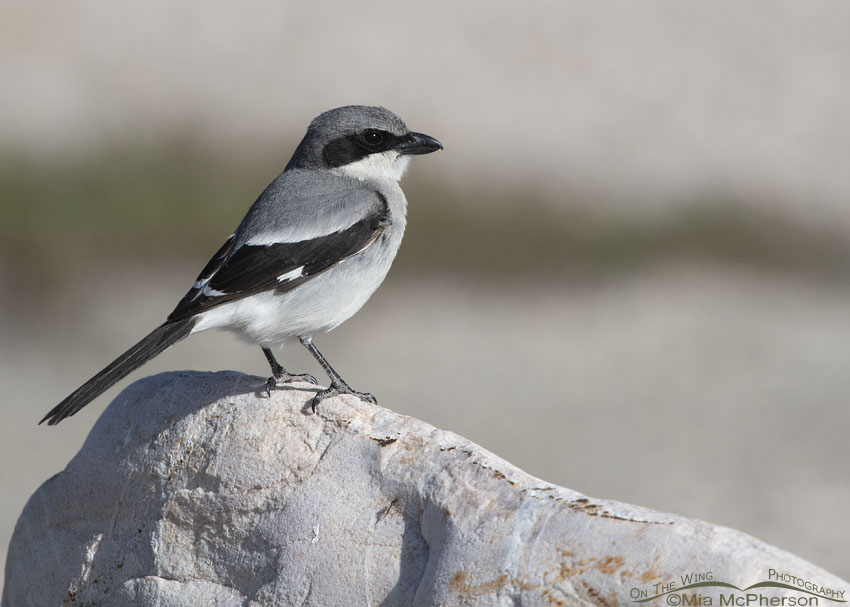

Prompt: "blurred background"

[2,0,849,587]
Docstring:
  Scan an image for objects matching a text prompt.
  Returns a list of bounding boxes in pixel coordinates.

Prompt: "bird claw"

[265,372,319,397]
[289,372,319,385]
[311,385,377,412]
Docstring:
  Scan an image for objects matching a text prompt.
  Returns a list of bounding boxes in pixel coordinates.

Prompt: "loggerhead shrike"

[40,105,442,426]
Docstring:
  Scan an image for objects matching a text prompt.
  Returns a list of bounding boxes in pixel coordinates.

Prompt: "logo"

[629,569,847,605]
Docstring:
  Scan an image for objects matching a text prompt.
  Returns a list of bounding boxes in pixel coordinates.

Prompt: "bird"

[39,105,442,426]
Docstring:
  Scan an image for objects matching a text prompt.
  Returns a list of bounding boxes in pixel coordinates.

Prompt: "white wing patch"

[190,278,214,300]
[190,277,225,300]
[202,285,226,297]
[277,266,305,282]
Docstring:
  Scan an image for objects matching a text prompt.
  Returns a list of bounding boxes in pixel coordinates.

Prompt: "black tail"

[39,318,196,426]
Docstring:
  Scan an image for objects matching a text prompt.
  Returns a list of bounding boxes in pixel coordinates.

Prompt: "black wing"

[167,201,388,322]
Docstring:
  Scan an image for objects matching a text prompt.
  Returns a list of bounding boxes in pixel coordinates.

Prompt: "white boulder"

[4,371,847,605]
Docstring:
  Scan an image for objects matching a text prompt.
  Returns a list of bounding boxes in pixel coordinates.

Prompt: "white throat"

[333,150,411,183]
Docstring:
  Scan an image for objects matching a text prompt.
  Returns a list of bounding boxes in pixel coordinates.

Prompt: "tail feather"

[40,318,196,426]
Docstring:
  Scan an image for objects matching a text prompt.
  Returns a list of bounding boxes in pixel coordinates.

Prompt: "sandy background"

[2,0,849,590]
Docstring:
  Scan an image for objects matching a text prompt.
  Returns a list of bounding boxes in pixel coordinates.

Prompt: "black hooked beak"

[396,132,443,155]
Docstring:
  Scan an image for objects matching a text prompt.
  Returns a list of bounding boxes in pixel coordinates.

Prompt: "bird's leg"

[298,336,377,412]
[262,346,317,396]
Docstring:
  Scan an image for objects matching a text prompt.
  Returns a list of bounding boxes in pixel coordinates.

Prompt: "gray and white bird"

[40,105,442,425]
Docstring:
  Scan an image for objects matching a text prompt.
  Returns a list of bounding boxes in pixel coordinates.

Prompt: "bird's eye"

[362,130,384,147]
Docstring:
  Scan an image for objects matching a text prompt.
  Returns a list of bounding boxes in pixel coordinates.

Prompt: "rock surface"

[4,371,848,606]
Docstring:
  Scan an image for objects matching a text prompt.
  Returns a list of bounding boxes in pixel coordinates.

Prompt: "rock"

[4,371,848,606]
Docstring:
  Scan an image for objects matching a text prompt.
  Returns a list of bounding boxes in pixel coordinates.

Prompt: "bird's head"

[285,105,442,182]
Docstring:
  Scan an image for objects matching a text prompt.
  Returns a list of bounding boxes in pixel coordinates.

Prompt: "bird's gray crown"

[285,105,410,171]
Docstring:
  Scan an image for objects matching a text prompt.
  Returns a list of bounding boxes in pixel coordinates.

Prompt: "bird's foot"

[265,371,319,397]
[311,382,377,412]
